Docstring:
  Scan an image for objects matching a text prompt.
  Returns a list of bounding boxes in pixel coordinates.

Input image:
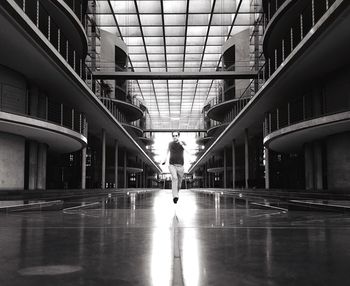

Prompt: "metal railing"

[0,94,87,136]
[12,0,86,80]
[264,0,337,78]
[263,94,350,137]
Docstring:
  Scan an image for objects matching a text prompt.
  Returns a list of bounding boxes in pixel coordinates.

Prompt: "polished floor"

[1,189,350,286]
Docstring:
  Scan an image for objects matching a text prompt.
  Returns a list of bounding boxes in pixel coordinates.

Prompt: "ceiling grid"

[89,0,263,129]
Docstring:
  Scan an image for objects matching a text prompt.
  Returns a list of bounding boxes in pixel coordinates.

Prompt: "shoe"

[173,197,178,204]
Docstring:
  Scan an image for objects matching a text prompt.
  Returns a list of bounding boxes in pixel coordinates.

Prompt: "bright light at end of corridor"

[152,132,199,173]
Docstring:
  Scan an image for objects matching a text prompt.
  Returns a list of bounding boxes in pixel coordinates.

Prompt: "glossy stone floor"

[1,189,350,286]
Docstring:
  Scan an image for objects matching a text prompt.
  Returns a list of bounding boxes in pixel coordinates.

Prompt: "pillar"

[314,141,323,190]
[244,129,249,189]
[223,148,227,188]
[304,143,314,190]
[37,143,47,190]
[81,147,86,189]
[232,139,236,189]
[124,149,127,188]
[28,141,38,190]
[264,147,270,189]
[101,129,106,189]
[114,140,118,189]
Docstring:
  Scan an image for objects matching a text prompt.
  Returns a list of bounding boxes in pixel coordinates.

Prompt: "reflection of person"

[162,131,188,204]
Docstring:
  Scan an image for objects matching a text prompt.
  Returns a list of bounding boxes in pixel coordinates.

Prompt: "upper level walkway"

[0,189,350,285]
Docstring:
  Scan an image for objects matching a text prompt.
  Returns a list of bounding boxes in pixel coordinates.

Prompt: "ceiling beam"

[93,71,258,80]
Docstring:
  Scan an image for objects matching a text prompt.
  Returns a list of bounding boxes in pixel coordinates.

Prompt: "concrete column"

[114,140,118,189]
[81,147,86,189]
[124,149,127,188]
[327,132,350,189]
[37,143,47,190]
[28,141,38,190]
[101,129,106,189]
[232,140,236,188]
[0,133,25,190]
[304,143,314,190]
[244,129,249,189]
[223,148,227,188]
[314,141,323,190]
[264,147,270,189]
[143,163,146,188]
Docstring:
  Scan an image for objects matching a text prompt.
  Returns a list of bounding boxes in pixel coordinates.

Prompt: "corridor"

[0,190,350,286]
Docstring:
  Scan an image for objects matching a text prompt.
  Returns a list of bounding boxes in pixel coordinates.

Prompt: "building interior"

[1,0,350,285]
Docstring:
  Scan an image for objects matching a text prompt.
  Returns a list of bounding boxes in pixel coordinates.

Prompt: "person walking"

[162,131,188,204]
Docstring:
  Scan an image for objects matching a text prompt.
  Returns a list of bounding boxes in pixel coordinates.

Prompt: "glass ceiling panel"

[110,1,136,13]
[164,26,186,36]
[188,0,212,13]
[214,0,236,13]
[188,14,210,26]
[164,14,187,26]
[163,1,187,13]
[165,37,185,46]
[115,14,139,26]
[137,1,161,13]
[142,26,163,37]
[140,14,162,25]
[89,0,263,130]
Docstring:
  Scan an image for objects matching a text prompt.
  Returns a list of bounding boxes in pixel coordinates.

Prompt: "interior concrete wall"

[327,132,350,189]
[0,64,26,113]
[0,132,25,190]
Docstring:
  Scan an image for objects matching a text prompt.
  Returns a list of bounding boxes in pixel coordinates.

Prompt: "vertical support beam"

[28,141,38,190]
[304,143,314,190]
[244,129,249,189]
[264,147,270,189]
[124,149,127,188]
[101,129,106,189]
[232,139,236,189]
[223,148,227,188]
[81,147,86,189]
[37,143,47,190]
[314,141,323,190]
[114,140,118,189]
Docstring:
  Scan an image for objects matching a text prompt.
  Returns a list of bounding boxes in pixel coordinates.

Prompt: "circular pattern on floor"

[18,265,82,276]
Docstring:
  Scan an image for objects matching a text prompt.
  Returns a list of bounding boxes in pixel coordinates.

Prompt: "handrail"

[263,95,350,137]
[0,94,87,137]
[12,0,86,81]
[264,0,337,79]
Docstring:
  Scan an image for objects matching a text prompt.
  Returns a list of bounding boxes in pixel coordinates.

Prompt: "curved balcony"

[99,97,144,122]
[139,136,154,145]
[3,0,88,83]
[196,136,213,145]
[263,96,350,152]
[40,0,88,55]
[263,0,291,26]
[207,97,251,122]
[263,0,342,78]
[0,99,87,152]
[207,121,229,137]
[121,122,143,137]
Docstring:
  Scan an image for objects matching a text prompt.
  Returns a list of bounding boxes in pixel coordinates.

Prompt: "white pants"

[168,164,184,198]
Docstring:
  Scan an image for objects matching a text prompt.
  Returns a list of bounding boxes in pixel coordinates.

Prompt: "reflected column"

[81,146,86,189]
[232,139,236,189]
[244,128,249,189]
[101,129,106,189]
[114,139,118,189]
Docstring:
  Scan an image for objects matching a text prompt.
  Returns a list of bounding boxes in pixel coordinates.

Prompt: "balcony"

[0,96,87,152]
[263,95,350,152]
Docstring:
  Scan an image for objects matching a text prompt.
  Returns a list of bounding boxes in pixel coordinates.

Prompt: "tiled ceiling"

[88,0,262,129]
